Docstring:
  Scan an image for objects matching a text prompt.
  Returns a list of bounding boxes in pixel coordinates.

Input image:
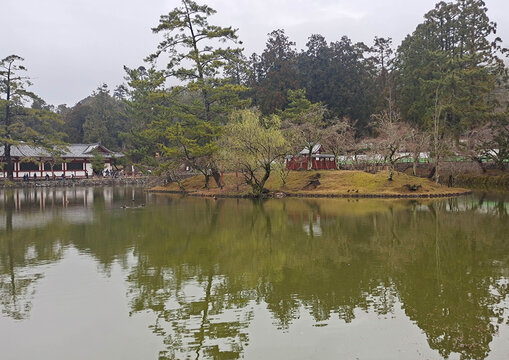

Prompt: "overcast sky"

[2,0,508,107]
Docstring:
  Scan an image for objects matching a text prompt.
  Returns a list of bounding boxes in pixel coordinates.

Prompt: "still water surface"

[0,187,508,360]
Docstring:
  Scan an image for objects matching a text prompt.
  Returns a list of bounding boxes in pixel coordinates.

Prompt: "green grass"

[152,170,469,198]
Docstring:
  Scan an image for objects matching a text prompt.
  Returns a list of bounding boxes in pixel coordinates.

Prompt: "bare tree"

[322,117,356,170]
[478,120,509,171]
[457,127,489,173]
[407,128,430,176]
[372,102,412,181]
[286,105,326,171]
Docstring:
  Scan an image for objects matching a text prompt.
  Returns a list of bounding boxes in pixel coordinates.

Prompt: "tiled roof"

[0,143,122,159]
[299,144,323,155]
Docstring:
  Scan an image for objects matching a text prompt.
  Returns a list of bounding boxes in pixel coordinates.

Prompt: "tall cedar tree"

[251,32,378,133]
[396,0,507,133]
[250,29,299,114]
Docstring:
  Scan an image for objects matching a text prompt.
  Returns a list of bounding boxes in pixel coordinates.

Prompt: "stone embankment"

[1,176,163,188]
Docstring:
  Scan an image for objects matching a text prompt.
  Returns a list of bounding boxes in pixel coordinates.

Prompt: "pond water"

[0,187,508,360]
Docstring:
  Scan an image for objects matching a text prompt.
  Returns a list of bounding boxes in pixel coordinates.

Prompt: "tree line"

[1,0,508,191]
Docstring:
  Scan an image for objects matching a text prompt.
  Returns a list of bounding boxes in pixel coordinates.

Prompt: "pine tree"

[0,55,64,179]
[127,0,250,187]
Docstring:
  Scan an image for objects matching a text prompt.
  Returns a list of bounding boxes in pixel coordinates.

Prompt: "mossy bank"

[151,170,471,198]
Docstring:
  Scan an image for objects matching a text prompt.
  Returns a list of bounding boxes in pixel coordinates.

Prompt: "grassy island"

[150,170,471,198]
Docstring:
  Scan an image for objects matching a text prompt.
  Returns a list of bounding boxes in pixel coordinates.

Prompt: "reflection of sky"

[244,301,448,360]
[0,246,455,360]
[0,247,161,360]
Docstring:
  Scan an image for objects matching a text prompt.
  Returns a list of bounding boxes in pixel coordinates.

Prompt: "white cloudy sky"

[2,0,508,107]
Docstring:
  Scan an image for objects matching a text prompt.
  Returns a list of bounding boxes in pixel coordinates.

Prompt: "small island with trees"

[152,170,471,198]
[1,0,508,198]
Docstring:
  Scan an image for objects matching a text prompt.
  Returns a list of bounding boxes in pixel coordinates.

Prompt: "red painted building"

[286,144,336,170]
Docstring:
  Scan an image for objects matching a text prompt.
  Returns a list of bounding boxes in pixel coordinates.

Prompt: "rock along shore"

[1,176,163,188]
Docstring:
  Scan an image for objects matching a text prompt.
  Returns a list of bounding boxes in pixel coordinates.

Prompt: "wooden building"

[0,143,122,179]
[286,144,336,170]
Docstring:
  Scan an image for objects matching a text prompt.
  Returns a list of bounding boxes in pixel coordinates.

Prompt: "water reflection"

[0,188,508,359]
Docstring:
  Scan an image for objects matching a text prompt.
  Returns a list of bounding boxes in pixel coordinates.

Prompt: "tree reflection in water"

[0,191,62,320]
[0,188,508,359]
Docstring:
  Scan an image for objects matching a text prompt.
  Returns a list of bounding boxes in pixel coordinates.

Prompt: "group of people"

[18,168,130,181]
[21,172,87,181]
[102,169,124,178]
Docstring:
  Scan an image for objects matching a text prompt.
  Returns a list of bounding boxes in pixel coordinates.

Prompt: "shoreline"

[0,176,163,188]
[148,188,473,199]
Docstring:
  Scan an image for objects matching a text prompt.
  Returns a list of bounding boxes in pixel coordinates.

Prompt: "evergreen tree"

[325,37,377,132]
[82,84,128,150]
[139,0,249,187]
[120,66,168,166]
[0,55,64,179]
[395,0,507,133]
[297,34,330,105]
[62,84,129,150]
[280,89,326,171]
[147,0,248,123]
[250,29,299,114]
[295,35,378,133]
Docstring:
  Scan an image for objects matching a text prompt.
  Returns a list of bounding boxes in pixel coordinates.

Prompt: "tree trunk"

[259,166,271,190]
[211,168,223,189]
[388,161,394,181]
[428,166,436,180]
[334,154,341,170]
[252,166,271,197]
[307,151,313,171]
[496,158,506,171]
[4,63,13,181]
[433,159,440,184]
[5,144,13,180]
[203,174,210,189]
[413,158,418,176]
[475,158,487,173]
